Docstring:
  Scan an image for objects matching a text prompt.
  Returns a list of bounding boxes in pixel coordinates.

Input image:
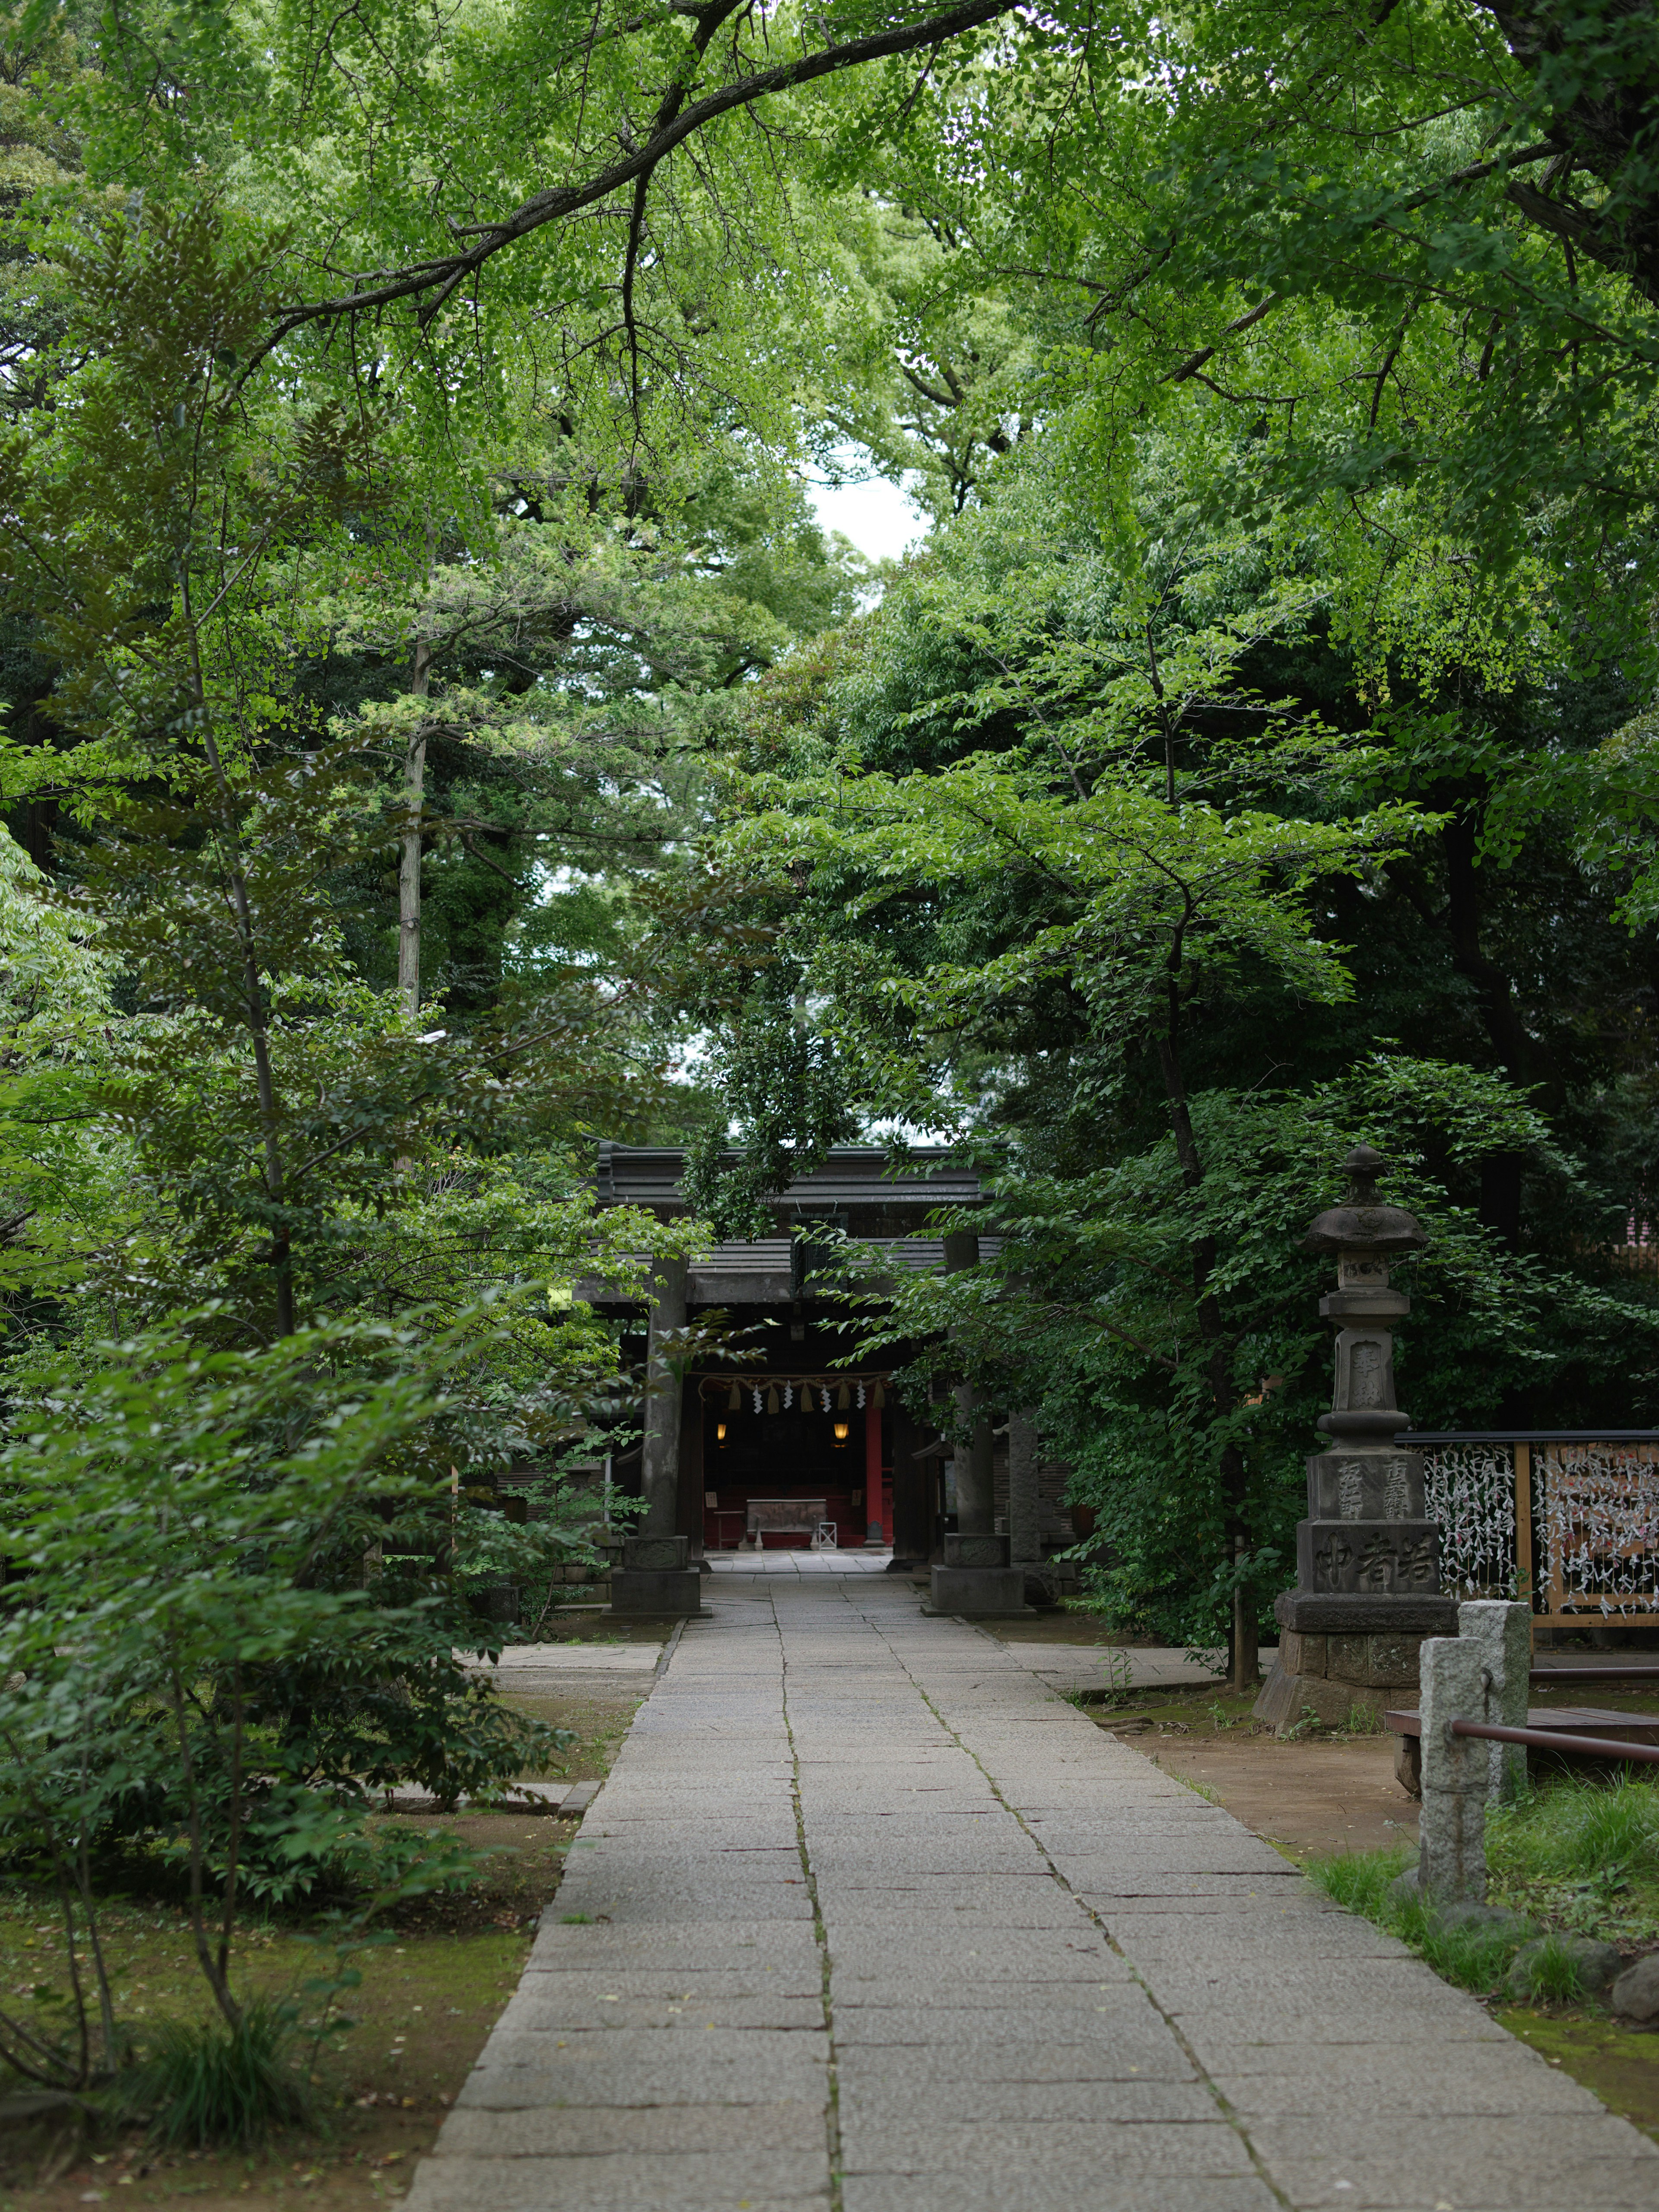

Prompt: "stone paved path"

[407,1574,1659,2212]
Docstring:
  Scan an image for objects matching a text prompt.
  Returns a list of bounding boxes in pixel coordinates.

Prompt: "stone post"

[926,1232,1028,1615]
[1417,1634,1491,1903]
[864,1392,886,1546]
[1253,1145,1457,1735]
[1457,1598,1530,1801]
[953,1383,995,1536]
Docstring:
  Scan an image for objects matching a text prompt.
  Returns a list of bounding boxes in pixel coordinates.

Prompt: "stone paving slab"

[407,1572,1659,2212]
[840,2116,1259,2176]
[436,2104,826,2156]
[840,2175,1283,2212]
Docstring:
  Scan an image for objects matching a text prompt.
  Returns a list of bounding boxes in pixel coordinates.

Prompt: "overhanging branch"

[246,0,1017,376]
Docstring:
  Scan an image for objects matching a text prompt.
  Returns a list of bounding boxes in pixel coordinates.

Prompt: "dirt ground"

[1137,1727,1417,1856]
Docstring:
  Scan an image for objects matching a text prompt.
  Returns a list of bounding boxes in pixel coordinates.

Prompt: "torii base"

[925,1534,1034,1618]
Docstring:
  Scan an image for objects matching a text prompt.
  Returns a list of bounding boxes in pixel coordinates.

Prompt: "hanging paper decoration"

[856,1382,866,1409]
[820,1386,832,1412]
[753,1386,763,1414]
[783,1383,793,1408]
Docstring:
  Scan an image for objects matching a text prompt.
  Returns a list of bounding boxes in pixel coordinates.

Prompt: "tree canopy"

[0,0,1657,1760]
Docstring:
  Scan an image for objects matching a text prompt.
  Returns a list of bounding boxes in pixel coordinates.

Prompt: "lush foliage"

[0,0,1656,2103]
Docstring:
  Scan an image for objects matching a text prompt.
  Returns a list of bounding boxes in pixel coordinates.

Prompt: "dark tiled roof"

[593,1142,983,1217]
[575,1234,1004,1310]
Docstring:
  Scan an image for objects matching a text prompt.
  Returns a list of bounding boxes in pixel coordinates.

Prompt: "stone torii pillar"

[1253,1144,1456,1733]
[610,1254,702,1617]
[1007,1412,1041,1568]
[639,1255,686,1537]
[927,1232,1028,1616]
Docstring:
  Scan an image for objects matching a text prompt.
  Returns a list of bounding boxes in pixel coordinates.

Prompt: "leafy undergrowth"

[0,1680,643,2203]
[0,1913,533,2207]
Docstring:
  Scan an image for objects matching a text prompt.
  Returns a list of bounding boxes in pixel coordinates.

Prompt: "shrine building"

[583,1142,1078,1570]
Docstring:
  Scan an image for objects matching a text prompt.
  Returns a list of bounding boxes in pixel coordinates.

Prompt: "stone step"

[374,1777,601,1818]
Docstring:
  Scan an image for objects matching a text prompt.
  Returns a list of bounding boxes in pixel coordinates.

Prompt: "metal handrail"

[1531,1666,1659,1681]
[1449,1719,1659,1764]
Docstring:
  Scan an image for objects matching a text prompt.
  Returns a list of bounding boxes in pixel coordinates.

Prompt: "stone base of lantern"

[1252,1591,1459,1736]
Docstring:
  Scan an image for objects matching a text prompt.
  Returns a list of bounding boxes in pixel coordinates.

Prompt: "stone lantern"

[1253,1144,1458,1734]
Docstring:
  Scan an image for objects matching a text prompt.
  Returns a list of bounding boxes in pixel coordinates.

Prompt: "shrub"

[1506,1935,1591,2005]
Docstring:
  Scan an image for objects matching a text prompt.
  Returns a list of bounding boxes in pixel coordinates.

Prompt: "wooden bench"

[1386,1702,1659,1794]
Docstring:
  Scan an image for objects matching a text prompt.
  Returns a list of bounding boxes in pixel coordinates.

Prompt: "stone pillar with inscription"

[1253,1144,1458,1736]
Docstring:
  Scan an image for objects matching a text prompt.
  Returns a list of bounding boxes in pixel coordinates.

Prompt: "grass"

[1507,1933,1593,2005]
[1487,1774,1659,1935]
[1308,1842,1539,1993]
[125,2001,313,2152]
[1307,1771,1659,1996]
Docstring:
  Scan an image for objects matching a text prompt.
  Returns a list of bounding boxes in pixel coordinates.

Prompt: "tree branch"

[242,0,1017,377]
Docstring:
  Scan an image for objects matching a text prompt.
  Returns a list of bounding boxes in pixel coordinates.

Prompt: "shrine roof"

[593,1141,984,1219]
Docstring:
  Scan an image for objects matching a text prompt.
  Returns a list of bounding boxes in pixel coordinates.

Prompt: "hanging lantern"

[836,1383,851,1411]
[873,1381,886,1408]
[716,1420,728,1447]
[832,1419,851,1449]
[766,1386,780,1415]
[728,1381,741,1411]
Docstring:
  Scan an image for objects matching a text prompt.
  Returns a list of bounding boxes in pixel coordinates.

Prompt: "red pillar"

[865,1395,887,1545]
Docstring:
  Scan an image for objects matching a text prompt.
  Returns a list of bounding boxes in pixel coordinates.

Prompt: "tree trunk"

[398,638,433,1020]
[1441,810,1551,1248]
[1157,968,1256,1686]
[1231,1532,1258,1695]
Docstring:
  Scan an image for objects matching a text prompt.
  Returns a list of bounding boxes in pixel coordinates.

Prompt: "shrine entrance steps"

[406,1573,1659,2212]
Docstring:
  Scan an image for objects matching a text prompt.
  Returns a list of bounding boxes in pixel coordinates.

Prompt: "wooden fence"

[1406,1431,1659,1628]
